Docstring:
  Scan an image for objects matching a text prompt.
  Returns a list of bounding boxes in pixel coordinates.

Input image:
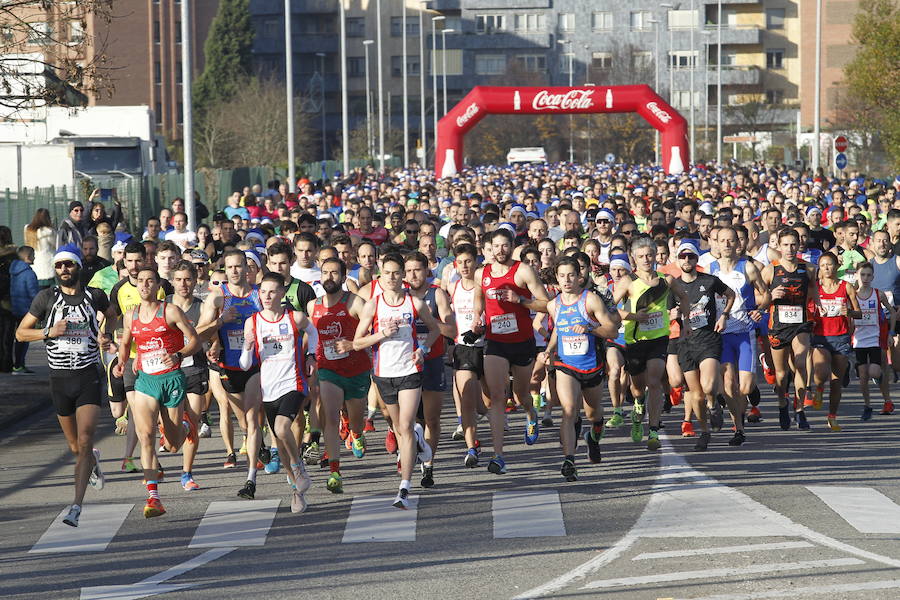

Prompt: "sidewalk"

[0,345,53,431]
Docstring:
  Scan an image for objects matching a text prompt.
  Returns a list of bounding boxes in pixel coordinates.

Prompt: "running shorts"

[263,390,303,436]
[184,368,209,396]
[50,364,103,417]
[768,322,812,350]
[135,369,187,408]
[373,373,422,405]
[452,344,484,377]
[554,364,605,390]
[854,347,881,367]
[721,331,754,372]
[812,333,852,357]
[677,330,723,373]
[422,356,447,392]
[318,368,371,399]
[623,337,668,376]
[218,366,259,394]
[484,338,536,368]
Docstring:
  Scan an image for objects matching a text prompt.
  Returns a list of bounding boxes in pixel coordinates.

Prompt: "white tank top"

[451,279,484,347]
[252,310,304,402]
[852,288,881,348]
[373,292,420,377]
[754,243,771,266]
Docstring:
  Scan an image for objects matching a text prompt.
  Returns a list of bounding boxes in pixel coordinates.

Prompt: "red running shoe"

[670,386,684,407]
[363,418,376,433]
[882,401,895,415]
[385,429,398,454]
[681,421,696,437]
[747,406,762,423]
[339,414,350,441]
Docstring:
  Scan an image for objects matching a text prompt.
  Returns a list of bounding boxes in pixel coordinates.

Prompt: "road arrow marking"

[80,547,236,600]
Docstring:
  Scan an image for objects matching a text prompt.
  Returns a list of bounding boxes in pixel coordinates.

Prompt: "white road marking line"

[673,578,900,600]
[188,500,280,548]
[29,504,133,554]
[514,435,900,600]
[807,486,900,534]
[632,540,814,560]
[582,557,863,589]
[341,495,418,543]
[493,491,566,538]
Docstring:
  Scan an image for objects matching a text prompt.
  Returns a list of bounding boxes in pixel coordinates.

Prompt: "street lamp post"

[419,4,428,167]
[557,38,574,163]
[660,3,673,100]
[376,0,384,172]
[441,28,454,115]
[180,0,195,229]
[316,52,326,163]
[716,0,723,165]
[584,81,595,164]
[363,40,374,159]
[689,0,696,162]
[339,0,348,175]
[431,16,445,151]
[649,18,660,165]
[401,1,409,167]
[813,0,822,172]
[284,0,295,193]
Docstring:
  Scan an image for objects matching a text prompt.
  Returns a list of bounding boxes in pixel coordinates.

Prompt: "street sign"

[835,152,848,170]
[605,153,616,164]
[834,135,849,153]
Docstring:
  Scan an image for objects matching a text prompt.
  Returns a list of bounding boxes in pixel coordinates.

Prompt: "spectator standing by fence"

[10,245,38,374]
[57,201,87,249]
[0,226,18,372]
[24,208,56,288]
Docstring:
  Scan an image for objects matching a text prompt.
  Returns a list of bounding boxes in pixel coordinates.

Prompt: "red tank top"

[814,280,850,336]
[311,292,372,377]
[482,262,534,343]
[131,302,184,375]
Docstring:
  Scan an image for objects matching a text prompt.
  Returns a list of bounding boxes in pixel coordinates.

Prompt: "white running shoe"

[198,422,212,438]
[292,463,312,494]
[291,489,307,514]
[63,504,81,527]
[392,488,410,510]
[414,423,432,464]
[89,448,105,490]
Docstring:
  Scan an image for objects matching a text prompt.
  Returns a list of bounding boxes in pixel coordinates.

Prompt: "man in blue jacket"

[11,246,39,374]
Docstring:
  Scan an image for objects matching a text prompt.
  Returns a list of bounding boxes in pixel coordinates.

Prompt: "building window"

[155,102,162,124]
[177,102,183,124]
[175,22,181,44]
[347,56,365,77]
[668,9,697,30]
[391,55,420,77]
[592,12,613,31]
[154,61,162,84]
[632,51,652,69]
[671,90,702,108]
[28,22,51,45]
[176,62,182,84]
[516,54,546,73]
[346,17,364,37]
[766,8,785,30]
[559,52,574,74]
[475,14,506,34]
[669,50,697,70]
[630,11,652,31]
[444,16,462,31]
[765,89,784,104]
[475,54,506,75]
[591,51,612,71]
[559,13,575,32]
[299,15,336,35]
[69,21,84,43]
[260,18,278,39]
[153,20,160,43]
[390,16,419,37]
[766,49,784,69]
[515,14,546,32]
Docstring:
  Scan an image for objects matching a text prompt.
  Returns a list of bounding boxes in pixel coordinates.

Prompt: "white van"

[506,147,547,165]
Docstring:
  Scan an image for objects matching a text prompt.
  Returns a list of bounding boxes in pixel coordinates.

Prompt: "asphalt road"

[1,382,899,600]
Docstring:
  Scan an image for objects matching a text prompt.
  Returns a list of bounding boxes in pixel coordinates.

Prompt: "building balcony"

[714,65,762,85]
[436,31,551,49]
[250,0,337,16]
[703,24,762,45]
[430,0,461,10]
[463,0,551,8]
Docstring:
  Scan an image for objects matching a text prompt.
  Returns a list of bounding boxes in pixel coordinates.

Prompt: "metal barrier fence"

[1,159,398,245]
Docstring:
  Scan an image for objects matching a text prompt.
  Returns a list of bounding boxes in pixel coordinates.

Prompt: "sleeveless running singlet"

[372,292,420,377]
[852,288,883,348]
[131,303,183,375]
[451,279,484,346]
[624,274,670,344]
[482,262,533,343]
[814,280,850,337]
[414,286,445,359]
[769,262,810,330]
[709,258,756,334]
[553,290,603,374]
[871,257,900,306]
[219,283,262,370]
[311,292,371,377]
[251,310,307,401]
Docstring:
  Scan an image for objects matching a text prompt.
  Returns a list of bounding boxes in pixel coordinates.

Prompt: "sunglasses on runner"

[54,261,77,269]
[678,253,697,260]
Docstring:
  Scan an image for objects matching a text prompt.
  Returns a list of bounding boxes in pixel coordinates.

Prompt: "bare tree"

[0,0,114,112]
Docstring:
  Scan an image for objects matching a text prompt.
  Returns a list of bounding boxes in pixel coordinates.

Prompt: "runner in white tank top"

[239,273,318,512]
[852,264,895,419]
[351,254,441,510]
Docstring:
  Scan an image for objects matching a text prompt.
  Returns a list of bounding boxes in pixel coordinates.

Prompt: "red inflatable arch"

[434,85,688,177]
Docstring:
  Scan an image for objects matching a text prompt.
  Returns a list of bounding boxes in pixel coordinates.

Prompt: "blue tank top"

[871,257,900,306]
[799,248,823,265]
[219,283,262,369]
[709,258,756,334]
[553,290,603,374]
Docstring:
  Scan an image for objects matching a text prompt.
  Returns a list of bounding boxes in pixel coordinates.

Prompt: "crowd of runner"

[14,162,900,526]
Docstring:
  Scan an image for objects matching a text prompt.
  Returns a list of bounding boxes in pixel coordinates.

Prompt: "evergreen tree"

[192,0,255,120]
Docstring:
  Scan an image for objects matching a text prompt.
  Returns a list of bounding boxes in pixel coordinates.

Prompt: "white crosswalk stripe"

[189,500,280,548]
[342,494,419,543]
[29,504,134,554]
[806,485,900,534]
